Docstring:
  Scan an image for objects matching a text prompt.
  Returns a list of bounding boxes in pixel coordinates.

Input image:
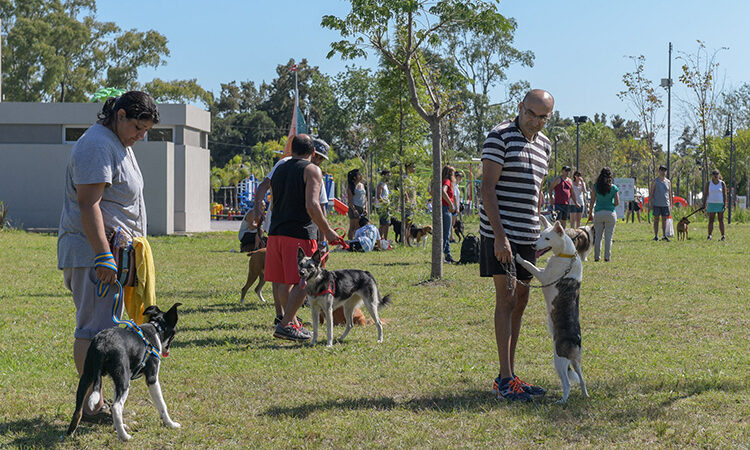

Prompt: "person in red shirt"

[441,165,457,263]
[548,166,579,228]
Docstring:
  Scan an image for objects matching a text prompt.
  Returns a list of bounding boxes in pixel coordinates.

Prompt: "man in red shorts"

[267,134,339,341]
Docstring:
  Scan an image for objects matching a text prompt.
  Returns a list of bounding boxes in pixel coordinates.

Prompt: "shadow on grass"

[179,322,270,333]
[0,416,79,448]
[262,390,499,418]
[178,301,267,315]
[262,376,747,420]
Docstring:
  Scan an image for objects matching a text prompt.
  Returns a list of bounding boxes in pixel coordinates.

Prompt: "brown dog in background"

[407,224,433,247]
[677,217,690,240]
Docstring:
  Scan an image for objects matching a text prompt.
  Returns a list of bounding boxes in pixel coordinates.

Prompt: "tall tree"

[142,78,212,107]
[1,0,169,102]
[677,40,726,186]
[323,0,513,279]
[444,19,533,154]
[617,55,664,178]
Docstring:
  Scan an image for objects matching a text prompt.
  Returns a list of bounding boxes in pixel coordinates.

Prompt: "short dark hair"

[358,216,369,227]
[291,134,315,157]
[98,91,160,126]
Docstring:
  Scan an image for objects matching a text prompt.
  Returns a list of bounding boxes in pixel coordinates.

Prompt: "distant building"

[0,102,211,234]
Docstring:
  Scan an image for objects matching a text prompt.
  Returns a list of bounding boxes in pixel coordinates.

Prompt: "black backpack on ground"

[458,233,480,264]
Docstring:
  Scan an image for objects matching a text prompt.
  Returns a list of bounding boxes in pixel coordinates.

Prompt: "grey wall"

[133,142,174,235]
[174,144,211,233]
[0,144,70,229]
[0,124,62,144]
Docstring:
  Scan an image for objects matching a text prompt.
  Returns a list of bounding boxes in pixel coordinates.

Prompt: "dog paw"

[117,430,132,441]
[555,398,567,405]
[166,421,181,429]
[515,253,524,263]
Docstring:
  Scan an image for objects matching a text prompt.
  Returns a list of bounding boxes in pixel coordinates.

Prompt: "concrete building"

[0,102,211,234]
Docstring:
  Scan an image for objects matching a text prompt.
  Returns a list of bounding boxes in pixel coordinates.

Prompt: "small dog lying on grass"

[298,248,391,346]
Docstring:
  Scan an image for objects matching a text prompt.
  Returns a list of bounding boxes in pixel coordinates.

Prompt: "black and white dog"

[297,248,391,347]
[515,221,589,403]
[67,304,182,441]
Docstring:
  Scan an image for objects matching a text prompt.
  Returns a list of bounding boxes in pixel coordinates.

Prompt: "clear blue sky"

[97,0,750,142]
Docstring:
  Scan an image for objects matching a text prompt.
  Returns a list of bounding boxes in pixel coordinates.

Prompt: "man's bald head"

[517,89,554,139]
[522,89,555,109]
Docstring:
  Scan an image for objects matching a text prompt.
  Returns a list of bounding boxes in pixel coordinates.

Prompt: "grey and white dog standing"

[297,248,391,347]
[515,218,589,403]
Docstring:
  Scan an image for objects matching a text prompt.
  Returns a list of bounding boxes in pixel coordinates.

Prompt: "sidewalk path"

[210,220,242,232]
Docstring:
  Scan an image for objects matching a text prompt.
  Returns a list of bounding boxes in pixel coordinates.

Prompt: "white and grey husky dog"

[515,219,589,403]
[297,248,391,347]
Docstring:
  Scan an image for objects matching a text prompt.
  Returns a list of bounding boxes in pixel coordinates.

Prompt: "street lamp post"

[661,42,673,178]
[724,115,735,224]
[573,116,588,170]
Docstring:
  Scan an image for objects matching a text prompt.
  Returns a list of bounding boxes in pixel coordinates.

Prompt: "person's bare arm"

[614,191,620,207]
[588,190,597,217]
[77,183,116,284]
[548,176,560,203]
[441,184,455,213]
[649,181,656,210]
[480,160,511,263]
[252,177,271,223]
[305,165,339,243]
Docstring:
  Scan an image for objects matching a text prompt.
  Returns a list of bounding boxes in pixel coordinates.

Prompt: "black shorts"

[348,205,366,219]
[554,204,570,220]
[479,235,536,281]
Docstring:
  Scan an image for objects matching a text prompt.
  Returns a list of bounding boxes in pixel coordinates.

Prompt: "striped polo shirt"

[479,118,551,244]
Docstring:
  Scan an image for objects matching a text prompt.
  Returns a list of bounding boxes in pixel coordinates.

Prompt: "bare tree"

[677,40,727,186]
[617,55,664,178]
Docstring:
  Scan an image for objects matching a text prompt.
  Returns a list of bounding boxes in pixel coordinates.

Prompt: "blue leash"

[96,250,161,380]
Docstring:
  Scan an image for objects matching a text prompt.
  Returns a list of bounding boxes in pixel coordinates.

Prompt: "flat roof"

[0,102,210,132]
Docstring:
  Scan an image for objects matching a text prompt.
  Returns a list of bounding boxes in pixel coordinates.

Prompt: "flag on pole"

[283,62,306,155]
[283,105,307,156]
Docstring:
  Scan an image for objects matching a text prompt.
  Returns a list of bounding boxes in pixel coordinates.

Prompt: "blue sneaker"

[514,375,546,397]
[492,376,533,402]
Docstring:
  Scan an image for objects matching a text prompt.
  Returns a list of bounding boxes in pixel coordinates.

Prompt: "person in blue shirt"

[349,217,381,252]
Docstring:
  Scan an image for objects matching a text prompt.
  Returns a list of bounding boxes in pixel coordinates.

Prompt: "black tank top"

[269,158,316,239]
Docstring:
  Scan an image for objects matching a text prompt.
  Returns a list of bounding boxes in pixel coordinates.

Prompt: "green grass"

[0,220,748,448]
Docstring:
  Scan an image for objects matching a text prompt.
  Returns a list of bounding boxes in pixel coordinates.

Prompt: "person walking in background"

[480,89,554,401]
[626,185,643,223]
[451,170,463,242]
[588,167,620,262]
[702,169,728,241]
[548,166,578,228]
[569,170,587,228]
[441,165,457,263]
[347,169,367,240]
[649,165,672,241]
[375,169,391,241]
[58,91,159,422]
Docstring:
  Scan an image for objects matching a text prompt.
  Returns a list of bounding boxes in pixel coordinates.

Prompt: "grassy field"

[0,219,748,448]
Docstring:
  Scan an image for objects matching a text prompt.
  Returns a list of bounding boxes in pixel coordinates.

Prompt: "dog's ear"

[143,306,162,320]
[165,303,182,327]
[539,214,551,229]
[297,247,306,263]
[554,221,564,234]
[312,249,322,265]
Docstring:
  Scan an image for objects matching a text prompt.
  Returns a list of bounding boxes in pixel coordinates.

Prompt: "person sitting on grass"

[348,216,381,252]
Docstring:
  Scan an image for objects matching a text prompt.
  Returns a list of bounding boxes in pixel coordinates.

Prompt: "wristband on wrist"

[94,252,117,272]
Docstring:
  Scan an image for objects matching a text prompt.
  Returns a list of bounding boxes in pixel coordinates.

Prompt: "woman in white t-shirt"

[702,169,728,240]
[569,170,587,228]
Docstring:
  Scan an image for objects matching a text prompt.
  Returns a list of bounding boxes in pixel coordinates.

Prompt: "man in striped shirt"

[479,89,554,402]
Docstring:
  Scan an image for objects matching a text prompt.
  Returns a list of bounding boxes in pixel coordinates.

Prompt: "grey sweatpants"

[64,267,123,339]
[593,210,617,260]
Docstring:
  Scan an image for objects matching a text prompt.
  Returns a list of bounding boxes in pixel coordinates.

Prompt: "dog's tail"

[379,294,392,308]
[67,346,104,436]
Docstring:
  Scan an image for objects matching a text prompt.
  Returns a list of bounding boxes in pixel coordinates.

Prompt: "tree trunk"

[430,118,443,280]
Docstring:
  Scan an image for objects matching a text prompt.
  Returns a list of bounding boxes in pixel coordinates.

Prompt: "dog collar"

[315,280,335,297]
[555,253,577,258]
